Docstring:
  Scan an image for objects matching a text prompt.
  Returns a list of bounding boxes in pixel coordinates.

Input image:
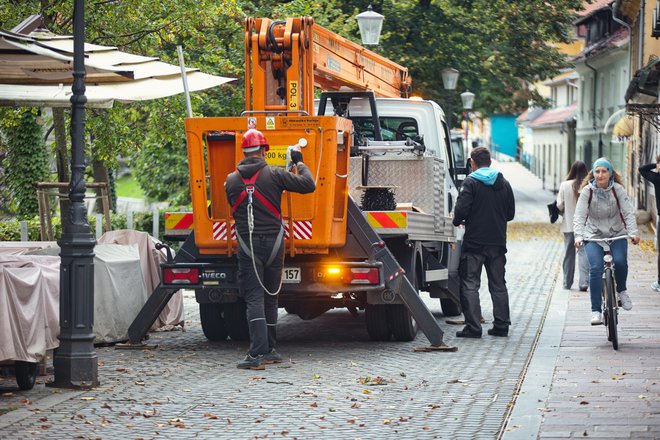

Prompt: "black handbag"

[547,200,560,224]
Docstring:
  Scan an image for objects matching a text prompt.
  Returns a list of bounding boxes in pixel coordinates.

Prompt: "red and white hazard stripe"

[386,269,406,282]
[212,221,312,241]
[284,220,312,240]
[213,222,236,241]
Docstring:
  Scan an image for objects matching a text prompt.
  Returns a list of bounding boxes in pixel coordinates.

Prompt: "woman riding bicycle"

[573,158,640,325]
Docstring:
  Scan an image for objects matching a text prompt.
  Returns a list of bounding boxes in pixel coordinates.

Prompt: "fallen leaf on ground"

[80,397,96,401]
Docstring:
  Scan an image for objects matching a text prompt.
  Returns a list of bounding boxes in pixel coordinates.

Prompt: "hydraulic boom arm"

[244,17,411,115]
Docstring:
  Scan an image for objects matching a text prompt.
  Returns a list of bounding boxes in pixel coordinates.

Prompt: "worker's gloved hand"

[290,150,303,165]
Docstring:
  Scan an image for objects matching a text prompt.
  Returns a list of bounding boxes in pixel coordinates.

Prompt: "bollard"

[96,214,103,239]
[127,210,133,230]
[19,221,28,241]
[152,208,159,239]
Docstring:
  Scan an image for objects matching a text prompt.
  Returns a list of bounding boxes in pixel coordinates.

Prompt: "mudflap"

[346,198,446,347]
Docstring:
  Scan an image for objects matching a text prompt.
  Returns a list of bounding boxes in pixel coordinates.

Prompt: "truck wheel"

[15,361,38,390]
[199,303,228,341]
[365,305,391,341]
[440,298,462,317]
[223,300,250,341]
[388,304,417,342]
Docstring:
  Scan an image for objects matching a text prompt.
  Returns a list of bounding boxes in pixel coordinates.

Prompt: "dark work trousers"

[237,232,284,357]
[459,246,511,334]
[562,232,589,290]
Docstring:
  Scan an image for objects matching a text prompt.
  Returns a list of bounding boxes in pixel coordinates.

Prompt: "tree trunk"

[53,107,70,226]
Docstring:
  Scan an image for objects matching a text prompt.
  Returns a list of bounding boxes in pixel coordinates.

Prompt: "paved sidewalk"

[504,221,660,439]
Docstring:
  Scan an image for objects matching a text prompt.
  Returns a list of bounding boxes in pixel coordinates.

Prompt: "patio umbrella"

[0,25,234,108]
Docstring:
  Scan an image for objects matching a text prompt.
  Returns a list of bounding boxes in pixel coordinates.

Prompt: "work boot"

[455,327,481,338]
[237,354,265,370]
[487,326,509,337]
[263,349,283,364]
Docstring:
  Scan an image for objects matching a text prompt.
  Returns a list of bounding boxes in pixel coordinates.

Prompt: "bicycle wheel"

[604,268,618,350]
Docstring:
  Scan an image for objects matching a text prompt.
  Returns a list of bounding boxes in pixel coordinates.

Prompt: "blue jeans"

[585,240,628,312]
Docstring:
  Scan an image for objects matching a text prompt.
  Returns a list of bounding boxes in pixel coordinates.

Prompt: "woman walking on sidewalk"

[573,158,640,325]
[557,160,589,291]
[638,154,660,292]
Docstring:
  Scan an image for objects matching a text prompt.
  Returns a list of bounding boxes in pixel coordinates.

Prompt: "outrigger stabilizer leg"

[346,197,456,351]
[120,235,199,347]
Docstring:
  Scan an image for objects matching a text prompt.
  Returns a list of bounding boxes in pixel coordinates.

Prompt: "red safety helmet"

[241,129,269,152]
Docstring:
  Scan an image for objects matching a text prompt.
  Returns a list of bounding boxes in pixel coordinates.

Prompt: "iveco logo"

[202,272,227,280]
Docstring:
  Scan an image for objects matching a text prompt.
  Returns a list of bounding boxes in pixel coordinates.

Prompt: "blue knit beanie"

[592,158,613,177]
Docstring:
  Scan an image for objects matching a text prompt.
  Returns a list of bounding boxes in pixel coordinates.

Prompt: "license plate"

[282,267,301,283]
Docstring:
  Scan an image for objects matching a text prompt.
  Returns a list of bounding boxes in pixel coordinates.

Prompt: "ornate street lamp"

[49,0,98,389]
[356,5,384,45]
[461,90,476,158]
[441,68,459,128]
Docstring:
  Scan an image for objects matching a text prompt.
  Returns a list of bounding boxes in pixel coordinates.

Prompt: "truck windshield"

[352,117,418,143]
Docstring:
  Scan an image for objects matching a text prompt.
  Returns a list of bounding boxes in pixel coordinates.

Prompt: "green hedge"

[0,210,167,241]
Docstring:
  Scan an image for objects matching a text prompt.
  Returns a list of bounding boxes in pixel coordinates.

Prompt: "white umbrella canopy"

[0,25,235,108]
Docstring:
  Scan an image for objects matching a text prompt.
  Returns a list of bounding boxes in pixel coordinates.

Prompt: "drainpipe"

[584,59,600,159]
[612,2,633,82]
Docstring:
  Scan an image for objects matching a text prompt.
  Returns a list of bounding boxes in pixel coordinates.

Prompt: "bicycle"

[586,235,631,350]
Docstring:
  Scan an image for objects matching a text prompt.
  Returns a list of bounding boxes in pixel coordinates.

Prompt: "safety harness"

[232,167,281,220]
[232,166,284,296]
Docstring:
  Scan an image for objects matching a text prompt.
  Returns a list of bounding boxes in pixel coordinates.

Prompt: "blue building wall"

[490,115,518,158]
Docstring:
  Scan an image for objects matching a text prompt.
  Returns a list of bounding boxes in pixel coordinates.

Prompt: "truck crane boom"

[244,17,411,115]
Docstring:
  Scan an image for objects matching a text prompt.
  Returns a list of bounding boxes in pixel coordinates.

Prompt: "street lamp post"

[441,68,459,128]
[49,0,98,389]
[356,5,384,45]
[461,90,475,159]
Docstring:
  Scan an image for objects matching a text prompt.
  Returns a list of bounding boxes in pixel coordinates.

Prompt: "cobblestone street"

[0,162,572,439]
[0,229,562,439]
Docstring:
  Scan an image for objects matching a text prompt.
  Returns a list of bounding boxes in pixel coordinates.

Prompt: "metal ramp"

[345,197,446,347]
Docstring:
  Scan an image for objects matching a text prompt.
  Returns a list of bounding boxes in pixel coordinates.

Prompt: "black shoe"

[456,327,481,338]
[487,327,509,337]
[579,285,588,292]
[263,349,283,364]
[237,354,265,370]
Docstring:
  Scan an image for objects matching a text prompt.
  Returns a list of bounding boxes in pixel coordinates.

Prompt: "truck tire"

[440,298,462,317]
[199,303,228,341]
[223,300,250,341]
[365,304,391,341]
[15,361,38,391]
[388,304,417,342]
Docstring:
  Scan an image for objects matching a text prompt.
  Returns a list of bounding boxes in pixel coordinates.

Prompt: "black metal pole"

[49,0,98,389]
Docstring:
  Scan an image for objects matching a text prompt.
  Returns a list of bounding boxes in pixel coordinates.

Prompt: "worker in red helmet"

[225,128,315,370]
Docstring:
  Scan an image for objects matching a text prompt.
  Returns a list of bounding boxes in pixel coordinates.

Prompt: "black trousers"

[237,232,284,357]
[459,246,511,334]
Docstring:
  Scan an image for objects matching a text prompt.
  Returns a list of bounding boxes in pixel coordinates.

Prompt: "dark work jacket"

[452,171,515,253]
[639,163,660,213]
[225,157,315,237]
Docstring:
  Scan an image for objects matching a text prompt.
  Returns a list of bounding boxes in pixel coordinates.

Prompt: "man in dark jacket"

[452,147,515,338]
[639,154,660,292]
[226,128,315,369]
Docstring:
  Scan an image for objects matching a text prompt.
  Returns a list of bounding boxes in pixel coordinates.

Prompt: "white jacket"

[556,179,578,233]
[573,180,638,242]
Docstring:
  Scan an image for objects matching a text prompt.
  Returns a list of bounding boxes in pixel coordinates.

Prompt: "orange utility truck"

[128,17,467,346]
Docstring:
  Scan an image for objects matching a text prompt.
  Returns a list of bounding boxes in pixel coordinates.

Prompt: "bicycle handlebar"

[587,235,632,243]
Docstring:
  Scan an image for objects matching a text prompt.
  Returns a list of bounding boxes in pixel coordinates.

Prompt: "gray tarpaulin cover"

[98,230,184,330]
[0,254,60,363]
[0,232,184,363]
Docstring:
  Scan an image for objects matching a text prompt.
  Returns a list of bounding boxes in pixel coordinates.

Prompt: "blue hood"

[470,167,499,186]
